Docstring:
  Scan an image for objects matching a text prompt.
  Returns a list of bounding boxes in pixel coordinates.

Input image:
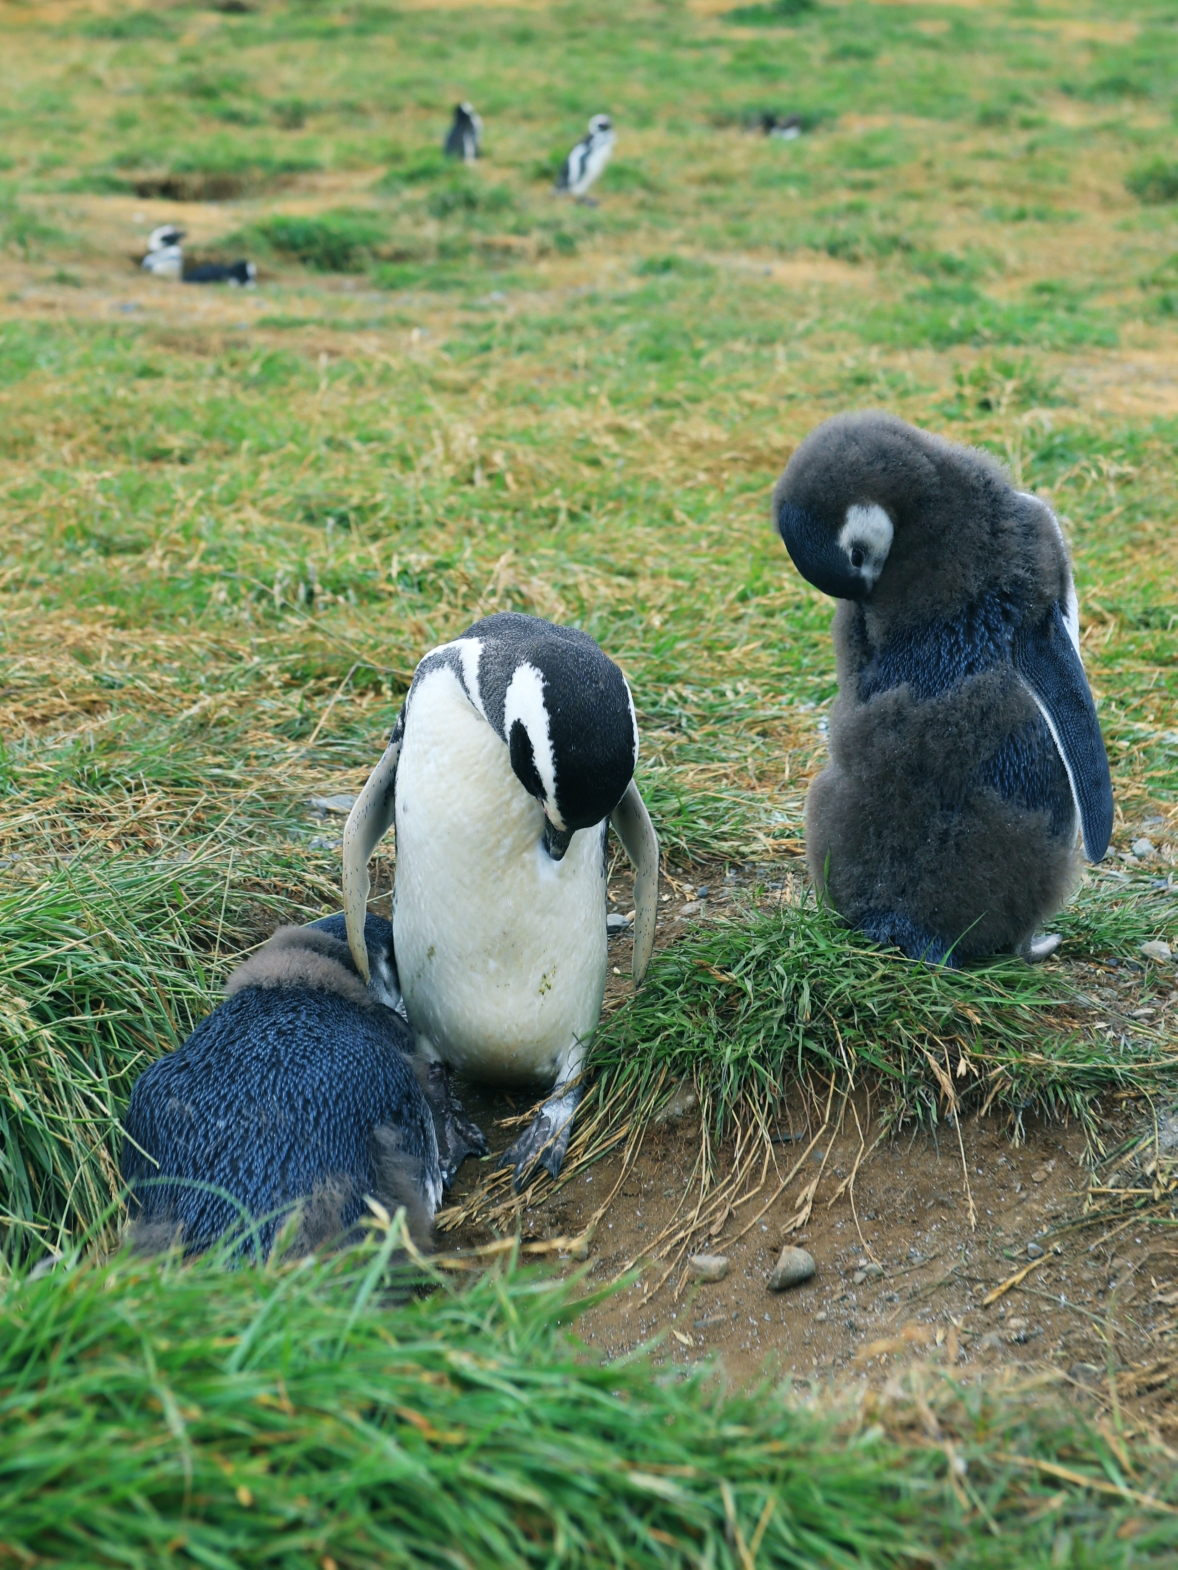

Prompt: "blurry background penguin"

[139,223,256,286]
[444,101,482,164]
[343,611,659,1190]
[773,411,1113,967]
[120,914,467,1259]
[555,114,616,205]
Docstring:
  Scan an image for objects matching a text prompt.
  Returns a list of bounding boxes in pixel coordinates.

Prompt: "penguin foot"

[859,911,961,968]
[1017,932,1063,965]
[499,1083,582,1192]
[421,1063,488,1188]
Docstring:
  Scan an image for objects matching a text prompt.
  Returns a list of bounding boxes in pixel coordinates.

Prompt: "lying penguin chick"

[342,610,660,1191]
[555,114,616,205]
[444,101,482,163]
[121,916,443,1259]
[184,259,257,286]
[773,411,1113,966]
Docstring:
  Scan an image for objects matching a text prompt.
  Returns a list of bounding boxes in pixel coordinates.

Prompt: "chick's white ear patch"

[839,503,894,587]
[503,662,562,826]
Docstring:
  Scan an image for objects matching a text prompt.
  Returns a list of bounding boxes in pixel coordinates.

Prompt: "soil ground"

[441,856,1178,1415]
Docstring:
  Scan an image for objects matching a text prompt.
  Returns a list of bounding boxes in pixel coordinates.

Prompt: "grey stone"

[308,793,357,815]
[1026,1242,1045,1259]
[1141,940,1172,963]
[768,1245,817,1292]
[687,1253,729,1282]
[654,1082,699,1126]
[1131,838,1156,858]
[606,912,632,935]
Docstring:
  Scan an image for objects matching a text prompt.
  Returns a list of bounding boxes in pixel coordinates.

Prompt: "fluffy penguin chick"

[556,114,616,203]
[773,411,1113,966]
[444,102,482,163]
[121,916,441,1258]
[343,611,659,1189]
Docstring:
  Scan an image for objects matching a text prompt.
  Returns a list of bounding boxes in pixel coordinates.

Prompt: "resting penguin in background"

[444,102,482,164]
[121,914,449,1258]
[555,115,616,204]
[342,611,659,1189]
[773,411,1113,966]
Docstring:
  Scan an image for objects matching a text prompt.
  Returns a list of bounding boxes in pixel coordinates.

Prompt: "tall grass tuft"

[0,852,307,1262]
[2,1234,1175,1565]
[591,894,1175,1143]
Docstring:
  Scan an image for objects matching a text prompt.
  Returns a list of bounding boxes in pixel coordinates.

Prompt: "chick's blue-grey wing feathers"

[1011,601,1113,862]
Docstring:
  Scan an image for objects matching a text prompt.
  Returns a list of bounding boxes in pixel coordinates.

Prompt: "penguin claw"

[1018,932,1063,964]
[499,1085,582,1192]
[421,1063,487,1189]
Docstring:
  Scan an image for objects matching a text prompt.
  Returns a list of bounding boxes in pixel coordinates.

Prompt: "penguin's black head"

[308,912,403,1011]
[589,114,613,137]
[771,410,945,602]
[464,612,638,861]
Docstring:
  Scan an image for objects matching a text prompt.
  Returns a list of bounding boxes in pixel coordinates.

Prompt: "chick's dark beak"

[542,819,574,861]
[777,501,868,602]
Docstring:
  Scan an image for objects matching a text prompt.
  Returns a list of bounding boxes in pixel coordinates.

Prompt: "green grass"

[0,0,1175,1549]
[3,1233,1177,1567]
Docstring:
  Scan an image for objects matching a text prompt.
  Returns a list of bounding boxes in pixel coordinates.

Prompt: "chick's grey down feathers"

[774,411,1111,963]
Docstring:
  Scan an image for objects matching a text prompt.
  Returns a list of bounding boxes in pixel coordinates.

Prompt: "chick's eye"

[850,546,865,569]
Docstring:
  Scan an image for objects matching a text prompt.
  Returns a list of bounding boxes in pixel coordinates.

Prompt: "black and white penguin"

[773,411,1113,966]
[141,224,185,280]
[138,224,256,286]
[121,914,449,1258]
[444,102,482,164]
[760,112,803,140]
[342,611,659,1188]
[555,114,616,204]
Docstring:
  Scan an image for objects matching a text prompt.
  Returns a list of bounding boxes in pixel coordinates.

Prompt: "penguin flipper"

[610,780,659,984]
[342,738,401,982]
[1011,602,1113,862]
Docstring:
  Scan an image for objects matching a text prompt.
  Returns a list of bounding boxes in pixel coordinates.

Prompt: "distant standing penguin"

[342,612,659,1188]
[444,102,482,164]
[121,915,445,1257]
[556,114,616,204]
[773,411,1113,966]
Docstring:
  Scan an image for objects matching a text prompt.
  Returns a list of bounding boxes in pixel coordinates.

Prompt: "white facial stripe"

[422,636,486,717]
[625,678,639,768]
[503,662,563,828]
[838,503,894,587]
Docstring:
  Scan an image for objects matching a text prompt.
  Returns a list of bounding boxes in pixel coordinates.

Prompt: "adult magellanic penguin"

[772,411,1113,966]
[121,915,448,1258]
[342,612,659,1188]
[556,115,616,204]
[444,102,482,164]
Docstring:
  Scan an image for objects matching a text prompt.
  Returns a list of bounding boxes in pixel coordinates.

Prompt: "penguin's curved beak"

[542,818,573,861]
[777,501,869,601]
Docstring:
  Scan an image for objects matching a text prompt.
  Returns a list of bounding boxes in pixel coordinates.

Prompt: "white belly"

[392,665,608,1085]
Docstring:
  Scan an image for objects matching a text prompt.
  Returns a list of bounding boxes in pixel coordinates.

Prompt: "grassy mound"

[592,895,1178,1143]
[2,1233,1176,1566]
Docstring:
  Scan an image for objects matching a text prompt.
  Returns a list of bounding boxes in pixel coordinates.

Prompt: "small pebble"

[687,1253,729,1282]
[768,1245,816,1292]
[1131,838,1156,859]
[677,900,703,920]
[606,913,632,935]
[653,1082,699,1126]
[308,793,357,815]
[1142,940,1172,963]
[813,1309,827,1322]
[852,1261,884,1284]
[1026,1242,1045,1259]
[1030,1166,1048,1184]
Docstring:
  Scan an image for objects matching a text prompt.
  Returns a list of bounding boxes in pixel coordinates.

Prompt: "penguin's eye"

[850,546,865,569]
